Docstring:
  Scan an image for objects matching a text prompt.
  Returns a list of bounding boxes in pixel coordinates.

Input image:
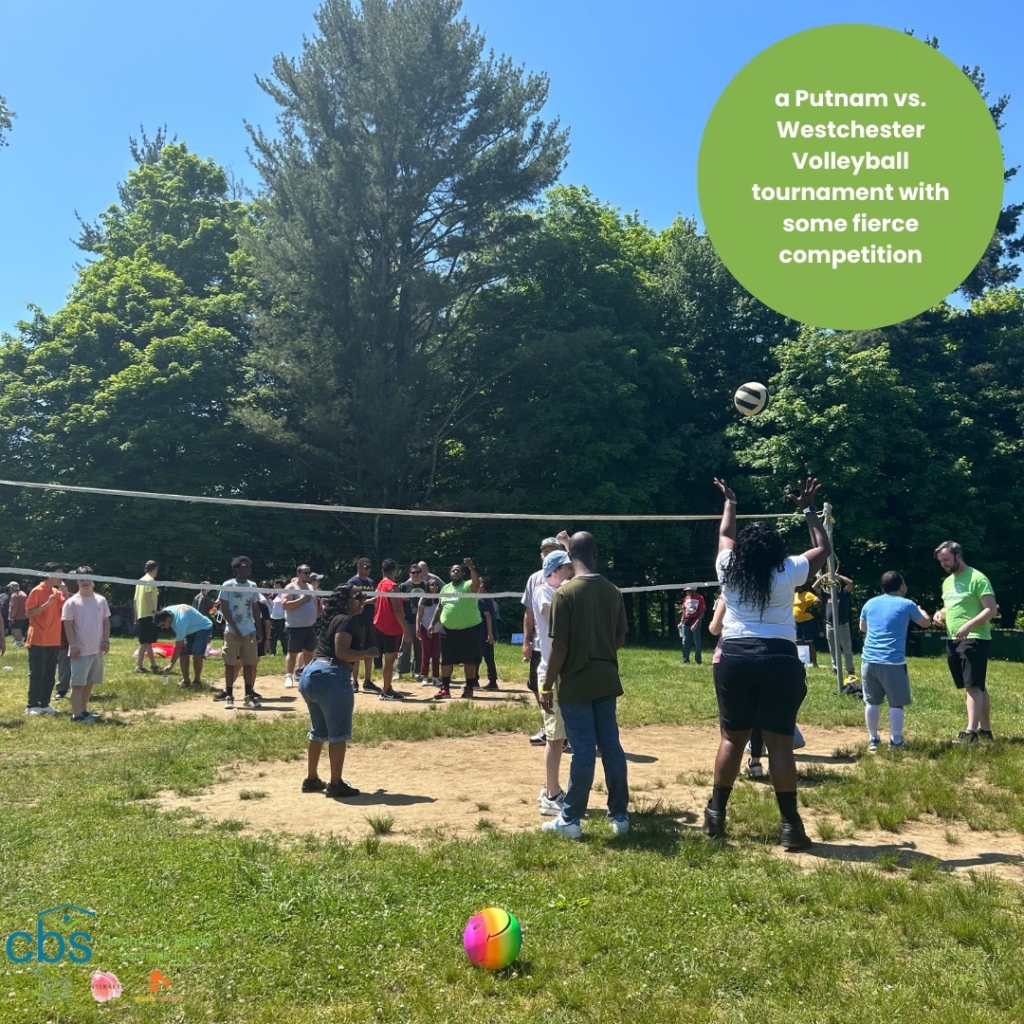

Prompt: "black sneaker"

[563,739,573,753]
[482,682,499,691]
[780,820,813,851]
[213,689,230,701]
[353,681,359,693]
[325,780,360,799]
[301,777,327,793]
[954,730,979,745]
[978,729,994,741]
[54,692,68,701]
[251,690,264,701]
[379,689,406,701]
[529,730,547,746]
[703,806,726,838]
[362,680,381,693]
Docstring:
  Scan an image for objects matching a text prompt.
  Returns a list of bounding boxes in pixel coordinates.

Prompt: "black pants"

[55,649,71,697]
[270,619,286,655]
[479,622,497,683]
[27,646,60,708]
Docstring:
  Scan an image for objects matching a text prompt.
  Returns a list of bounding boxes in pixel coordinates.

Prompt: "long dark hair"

[721,522,788,617]
[315,585,359,640]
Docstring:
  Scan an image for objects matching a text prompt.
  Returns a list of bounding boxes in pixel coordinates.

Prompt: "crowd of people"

[1,480,1000,848]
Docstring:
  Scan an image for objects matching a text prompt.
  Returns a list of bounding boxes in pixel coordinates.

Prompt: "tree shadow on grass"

[0,719,24,730]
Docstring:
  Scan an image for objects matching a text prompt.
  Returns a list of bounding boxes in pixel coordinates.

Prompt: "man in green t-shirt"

[540,532,629,840]
[934,541,997,744]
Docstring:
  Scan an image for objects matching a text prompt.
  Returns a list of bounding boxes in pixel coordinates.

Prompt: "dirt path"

[154,718,1024,882]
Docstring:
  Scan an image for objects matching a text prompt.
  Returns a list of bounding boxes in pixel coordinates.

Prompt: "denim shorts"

[184,629,212,656]
[298,661,355,743]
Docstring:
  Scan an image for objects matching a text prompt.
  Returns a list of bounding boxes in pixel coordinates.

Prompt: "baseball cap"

[7,581,18,589]
[310,573,324,581]
[540,536,561,551]
[542,550,571,577]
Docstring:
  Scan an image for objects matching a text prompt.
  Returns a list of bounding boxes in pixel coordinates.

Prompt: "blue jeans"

[682,624,702,664]
[299,662,355,743]
[559,695,629,822]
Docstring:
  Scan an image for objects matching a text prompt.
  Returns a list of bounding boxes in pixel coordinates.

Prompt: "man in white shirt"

[61,567,110,723]
[282,564,320,687]
[216,556,262,710]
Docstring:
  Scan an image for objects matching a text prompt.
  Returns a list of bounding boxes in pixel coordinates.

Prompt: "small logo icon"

[149,969,171,994]
[90,970,122,1003]
[5,904,95,963]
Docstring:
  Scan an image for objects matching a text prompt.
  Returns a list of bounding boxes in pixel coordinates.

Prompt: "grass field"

[3,639,1024,1022]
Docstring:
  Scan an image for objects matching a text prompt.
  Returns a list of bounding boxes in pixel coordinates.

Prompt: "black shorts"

[377,631,403,655]
[946,639,990,691]
[795,620,816,643]
[714,637,807,735]
[439,624,480,666]
[287,625,318,654]
[136,616,159,644]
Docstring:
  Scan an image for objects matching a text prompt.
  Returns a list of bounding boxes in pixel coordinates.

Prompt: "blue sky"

[1,0,1021,334]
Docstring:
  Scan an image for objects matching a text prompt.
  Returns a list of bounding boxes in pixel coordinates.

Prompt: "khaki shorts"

[223,631,259,667]
[540,673,566,742]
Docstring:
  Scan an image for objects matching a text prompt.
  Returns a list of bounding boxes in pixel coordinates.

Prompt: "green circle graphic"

[698,24,1004,329]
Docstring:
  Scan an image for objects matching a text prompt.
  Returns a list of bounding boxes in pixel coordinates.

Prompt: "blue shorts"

[183,629,212,656]
[796,619,816,643]
[299,661,355,744]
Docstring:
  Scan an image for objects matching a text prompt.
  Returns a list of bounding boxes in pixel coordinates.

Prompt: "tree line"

[1,0,1021,632]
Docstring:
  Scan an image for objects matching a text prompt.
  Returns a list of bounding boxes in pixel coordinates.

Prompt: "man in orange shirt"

[25,562,67,715]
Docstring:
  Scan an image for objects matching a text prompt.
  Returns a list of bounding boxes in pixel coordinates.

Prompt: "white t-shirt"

[715,549,810,642]
[218,579,261,636]
[521,568,545,652]
[61,592,110,656]
[532,583,556,685]
[270,594,286,620]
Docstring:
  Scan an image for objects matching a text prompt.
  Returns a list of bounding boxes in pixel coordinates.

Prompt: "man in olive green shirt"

[934,541,997,743]
[541,532,629,839]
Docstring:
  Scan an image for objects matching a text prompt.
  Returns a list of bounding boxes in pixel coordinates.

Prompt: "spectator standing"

[934,541,998,743]
[416,578,442,685]
[792,586,820,667]
[859,571,932,751]
[8,583,28,647]
[215,556,262,710]
[477,576,500,689]
[814,573,857,681]
[523,535,569,744]
[269,579,287,655]
[398,563,428,682]
[24,562,67,715]
[60,568,110,723]
[540,532,630,840]
[372,558,411,701]
[435,558,483,700]
[283,565,320,688]
[0,584,10,643]
[134,560,161,674]
[678,587,706,665]
[346,558,378,691]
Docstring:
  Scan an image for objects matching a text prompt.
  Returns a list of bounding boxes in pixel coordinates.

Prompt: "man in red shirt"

[25,562,67,715]
[372,558,413,701]
[678,587,707,665]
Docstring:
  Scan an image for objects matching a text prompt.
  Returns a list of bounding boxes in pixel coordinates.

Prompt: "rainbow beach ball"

[463,907,522,970]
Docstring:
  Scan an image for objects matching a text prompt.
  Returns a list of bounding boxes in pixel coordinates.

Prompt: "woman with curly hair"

[704,476,830,850]
[298,585,379,800]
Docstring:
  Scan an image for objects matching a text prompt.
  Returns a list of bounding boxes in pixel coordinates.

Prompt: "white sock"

[889,707,905,744]
[865,703,881,740]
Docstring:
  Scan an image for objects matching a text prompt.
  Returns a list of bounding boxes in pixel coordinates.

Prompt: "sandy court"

[154,718,1024,881]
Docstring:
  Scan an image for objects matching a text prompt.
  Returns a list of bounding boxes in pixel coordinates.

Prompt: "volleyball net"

[0,479,809,639]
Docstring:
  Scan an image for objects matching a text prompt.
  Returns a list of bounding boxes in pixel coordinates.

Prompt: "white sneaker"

[539,790,566,816]
[25,706,46,716]
[420,676,433,686]
[224,693,235,710]
[541,815,582,840]
[243,693,261,709]
[609,814,630,836]
[38,705,61,716]
[284,673,295,688]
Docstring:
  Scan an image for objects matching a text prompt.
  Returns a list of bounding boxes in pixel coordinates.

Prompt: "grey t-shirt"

[283,583,319,628]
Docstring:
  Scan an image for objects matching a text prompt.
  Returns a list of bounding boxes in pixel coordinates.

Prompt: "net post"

[822,502,843,695]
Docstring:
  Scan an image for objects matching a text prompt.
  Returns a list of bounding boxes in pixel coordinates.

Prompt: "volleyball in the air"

[463,907,522,969]
[733,381,769,416]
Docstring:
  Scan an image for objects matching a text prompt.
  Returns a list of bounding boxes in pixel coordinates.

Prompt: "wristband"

[540,687,554,694]
[801,505,817,515]
[725,498,737,506]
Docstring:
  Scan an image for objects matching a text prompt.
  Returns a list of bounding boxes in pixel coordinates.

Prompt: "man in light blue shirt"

[859,571,932,751]
[153,604,214,688]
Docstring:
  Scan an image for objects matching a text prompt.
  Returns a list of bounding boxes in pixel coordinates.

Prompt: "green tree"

[0,143,261,579]
[0,93,13,147]
[239,0,568,536]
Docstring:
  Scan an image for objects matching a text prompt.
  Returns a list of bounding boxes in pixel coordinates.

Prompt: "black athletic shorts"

[528,649,541,692]
[136,615,159,644]
[287,625,318,654]
[377,631,403,655]
[946,638,990,691]
[439,624,480,666]
[714,637,807,735]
